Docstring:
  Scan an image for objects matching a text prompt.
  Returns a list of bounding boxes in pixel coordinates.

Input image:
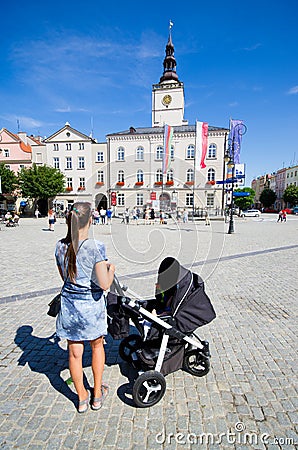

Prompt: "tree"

[233,187,255,211]
[259,188,277,208]
[283,184,298,206]
[0,163,18,194]
[18,164,65,206]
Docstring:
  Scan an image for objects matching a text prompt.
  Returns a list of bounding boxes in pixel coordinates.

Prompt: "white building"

[107,32,228,214]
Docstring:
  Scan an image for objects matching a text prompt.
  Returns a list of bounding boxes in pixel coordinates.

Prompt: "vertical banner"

[163,124,173,174]
[229,119,243,164]
[195,121,208,169]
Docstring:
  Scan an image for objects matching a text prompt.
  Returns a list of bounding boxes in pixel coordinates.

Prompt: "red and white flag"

[195,121,208,169]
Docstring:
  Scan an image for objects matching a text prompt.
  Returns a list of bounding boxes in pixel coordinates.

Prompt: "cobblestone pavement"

[0,215,297,449]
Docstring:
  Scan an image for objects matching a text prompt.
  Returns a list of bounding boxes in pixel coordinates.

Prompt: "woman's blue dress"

[55,239,107,341]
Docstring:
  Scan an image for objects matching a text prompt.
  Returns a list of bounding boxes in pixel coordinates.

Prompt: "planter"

[135,182,144,186]
[65,187,73,192]
[206,180,215,185]
[116,182,125,186]
[165,181,174,186]
[96,182,104,186]
[154,181,163,186]
[78,187,85,191]
[185,181,194,186]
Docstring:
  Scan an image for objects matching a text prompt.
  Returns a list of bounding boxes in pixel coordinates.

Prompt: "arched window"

[207,168,216,182]
[137,169,144,182]
[170,145,174,160]
[208,144,217,159]
[187,168,194,182]
[156,146,163,160]
[186,145,195,159]
[118,170,125,182]
[136,146,144,161]
[117,147,125,161]
[156,169,163,182]
[167,169,174,182]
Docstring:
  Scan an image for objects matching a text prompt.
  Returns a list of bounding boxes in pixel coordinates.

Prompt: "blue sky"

[1,0,298,184]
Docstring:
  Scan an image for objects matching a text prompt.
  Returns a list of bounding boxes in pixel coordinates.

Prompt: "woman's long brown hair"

[62,202,91,283]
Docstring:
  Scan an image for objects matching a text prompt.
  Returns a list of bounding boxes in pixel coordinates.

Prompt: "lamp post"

[225,122,247,234]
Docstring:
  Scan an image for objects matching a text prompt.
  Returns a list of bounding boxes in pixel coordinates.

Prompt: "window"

[96,151,104,162]
[207,144,217,159]
[170,145,174,160]
[79,143,84,150]
[167,169,174,182]
[66,157,72,169]
[36,153,42,163]
[186,193,194,206]
[78,156,85,169]
[97,171,104,183]
[137,169,144,182]
[53,157,60,169]
[4,149,9,157]
[186,145,195,159]
[5,164,10,169]
[156,169,163,182]
[117,147,125,161]
[79,177,85,189]
[117,193,125,206]
[207,194,214,207]
[136,146,144,161]
[186,169,194,182]
[207,168,216,182]
[66,143,72,151]
[19,164,25,170]
[67,177,73,188]
[53,143,59,151]
[118,170,124,182]
[136,193,144,206]
[156,146,163,160]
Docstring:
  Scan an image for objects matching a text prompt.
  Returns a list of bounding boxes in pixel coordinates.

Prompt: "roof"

[107,125,229,137]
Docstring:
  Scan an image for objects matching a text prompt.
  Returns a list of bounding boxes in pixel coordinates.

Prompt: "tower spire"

[160,21,179,83]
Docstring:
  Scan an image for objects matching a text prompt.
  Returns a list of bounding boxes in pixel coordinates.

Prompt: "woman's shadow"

[14,325,79,406]
[14,325,138,408]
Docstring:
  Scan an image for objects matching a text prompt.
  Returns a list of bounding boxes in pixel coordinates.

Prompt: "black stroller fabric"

[106,292,130,339]
[156,257,216,333]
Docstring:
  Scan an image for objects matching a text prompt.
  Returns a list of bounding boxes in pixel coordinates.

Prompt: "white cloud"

[287,86,298,95]
[0,114,43,129]
[228,101,239,107]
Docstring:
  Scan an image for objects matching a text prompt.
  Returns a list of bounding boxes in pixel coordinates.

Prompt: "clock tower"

[152,31,188,127]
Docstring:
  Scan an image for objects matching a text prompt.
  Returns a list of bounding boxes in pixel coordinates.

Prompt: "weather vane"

[169,20,174,31]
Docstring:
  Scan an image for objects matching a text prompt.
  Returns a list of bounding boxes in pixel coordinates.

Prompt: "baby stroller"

[107,257,216,408]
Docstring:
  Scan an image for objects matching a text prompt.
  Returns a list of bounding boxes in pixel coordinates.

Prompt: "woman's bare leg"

[68,340,88,401]
[90,336,105,399]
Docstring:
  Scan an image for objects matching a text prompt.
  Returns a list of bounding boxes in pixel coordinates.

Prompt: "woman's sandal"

[91,383,109,411]
[78,392,90,413]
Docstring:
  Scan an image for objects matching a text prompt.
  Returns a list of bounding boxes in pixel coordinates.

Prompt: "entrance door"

[159,193,171,211]
[95,193,108,211]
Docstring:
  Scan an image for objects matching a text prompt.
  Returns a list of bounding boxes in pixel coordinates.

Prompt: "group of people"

[277,210,287,222]
[3,211,20,227]
[92,207,112,225]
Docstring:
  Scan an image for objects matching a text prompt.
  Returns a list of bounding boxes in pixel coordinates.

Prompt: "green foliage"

[233,187,255,211]
[18,164,65,200]
[259,188,277,208]
[0,163,18,194]
[283,184,298,206]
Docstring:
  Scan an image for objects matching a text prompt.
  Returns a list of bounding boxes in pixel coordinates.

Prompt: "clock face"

[162,94,172,106]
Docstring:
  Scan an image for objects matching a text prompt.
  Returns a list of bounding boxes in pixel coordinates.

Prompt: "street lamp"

[225,123,247,234]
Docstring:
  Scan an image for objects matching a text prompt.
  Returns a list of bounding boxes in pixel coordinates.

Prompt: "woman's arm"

[95,261,115,291]
[57,264,64,281]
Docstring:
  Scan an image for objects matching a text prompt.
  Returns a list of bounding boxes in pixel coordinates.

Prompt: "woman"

[48,209,56,231]
[55,202,115,413]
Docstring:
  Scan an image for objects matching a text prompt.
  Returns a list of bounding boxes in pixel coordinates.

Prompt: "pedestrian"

[100,207,106,225]
[205,210,210,226]
[35,208,40,219]
[282,210,287,222]
[106,207,112,225]
[54,202,115,413]
[159,210,165,225]
[124,208,130,224]
[48,209,56,231]
[150,208,155,224]
[277,210,283,222]
[93,209,100,225]
[183,209,188,223]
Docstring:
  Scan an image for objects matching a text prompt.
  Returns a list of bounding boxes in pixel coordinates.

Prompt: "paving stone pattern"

[0,215,297,449]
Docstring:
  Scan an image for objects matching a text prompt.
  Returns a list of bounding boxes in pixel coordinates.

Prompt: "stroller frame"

[112,273,212,407]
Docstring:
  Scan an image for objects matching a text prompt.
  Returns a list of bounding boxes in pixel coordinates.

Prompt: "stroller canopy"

[157,257,216,333]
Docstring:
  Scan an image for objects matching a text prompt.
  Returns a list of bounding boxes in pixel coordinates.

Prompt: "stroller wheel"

[183,350,210,377]
[133,370,166,408]
[119,334,142,362]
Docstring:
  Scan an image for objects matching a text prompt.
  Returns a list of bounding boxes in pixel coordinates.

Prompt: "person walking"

[183,209,188,223]
[48,209,56,231]
[124,208,130,224]
[35,208,40,219]
[55,202,115,413]
[277,210,283,222]
[205,210,210,226]
[282,210,287,222]
[100,207,106,225]
[106,207,112,225]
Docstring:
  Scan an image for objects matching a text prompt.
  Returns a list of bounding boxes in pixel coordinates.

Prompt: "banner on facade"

[229,119,244,164]
[111,191,117,206]
[195,121,208,169]
[163,124,173,174]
